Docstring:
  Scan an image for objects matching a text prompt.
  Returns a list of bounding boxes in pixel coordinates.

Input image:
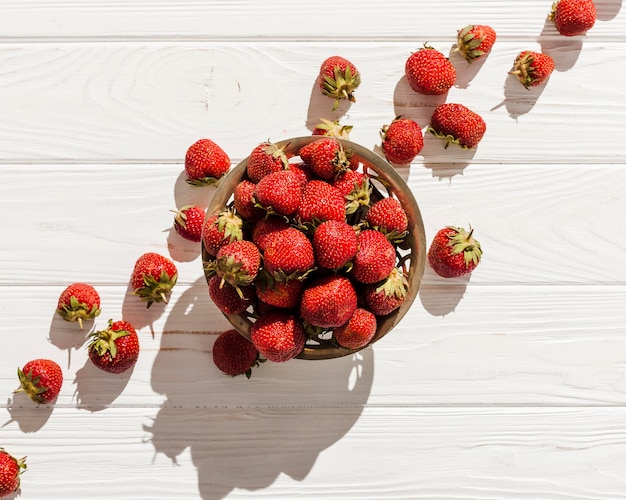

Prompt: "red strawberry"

[253,169,305,217]
[428,103,487,149]
[201,208,243,257]
[131,252,178,308]
[509,51,555,89]
[246,141,290,183]
[380,117,424,165]
[263,227,315,279]
[56,282,101,329]
[251,216,291,252]
[250,311,306,362]
[184,138,231,187]
[428,226,483,278]
[454,24,497,63]
[299,274,358,329]
[299,137,352,180]
[363,267,408,316]
[405,44,456,95]
[208,275,255,315]
[172,204,206,242]
[0,448,26,498]
[549,0,596,36]
[212,329,261,378]
[297,180,346,224]
[352,229,396,284]
[312,220,358,270]
[233,179,264,221]
[207,240,261,290]
[255,271,304,309]
[87,319,140,374]
[333,308,377,350]
[333,169,371,215]
[16,358,63,404]
[366,197,409,240]
[318,55,361,110]
[312,118,353,139]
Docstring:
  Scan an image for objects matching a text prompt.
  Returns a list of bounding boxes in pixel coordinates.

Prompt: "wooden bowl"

[202,136,426,360]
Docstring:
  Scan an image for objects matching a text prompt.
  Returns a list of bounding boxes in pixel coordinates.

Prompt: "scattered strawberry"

[253,169,305,217]
[208,275,255,315]
[380,117,424,165]
[87,319,140,374]
[0,448,26,498]
[318,56,361,110]
[212,329,261,378]
[233,179,264,221]
[206,240,261,291]
[172,204,205,242]
[184,138,231,187]
[16,358,63,404]
[250,311,306,362]
[312,118,353,139]
[299,137,352,181]
[366,197,409,240]
[405,44,456,95]
[299,274,358,329]
[454,24,497,63]
[428,226,483,278]
[333,308,377,350]
[246,141,290,183]
[312,220,358,270]
[131,252,178,308]
[549,0,596,36]
[352,229,396,284]
[363,267,409,316]
[56,282,101,329]
[263,227,315,279]
[509,51,555,89]
[297,179,346,224]
[428,103,487,149]
[202,208,243,257]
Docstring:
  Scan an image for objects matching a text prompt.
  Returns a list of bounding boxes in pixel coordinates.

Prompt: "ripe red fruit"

[549,0,596,36]
[250,311,306,362]
[233,179,264,221]
[251,216,291,252]
[263,227,315,279]
[212,329,260,378]
[246,141,290,183]
[88,319,140,374]
[428,226,483,278]
[131,252,178,308]
[509,51,555,89]
[56,282,101,329]
[184,138,231,187]
[428,103,487,149]
[299,137,352,181]
[201,208,243,257]
[352,229,397,284]
[312,118,353,139]
[380,117,424,165]
[208,275,255,314]
[454,24,497,63]
[172,204,206,242]
[312,220,358,270]
[333,308,377,350]
[16,358,63,404]
[253,169,305,217]
[333,169,371,215]
[207,240,262,290]
[255,272,304,309]
[363,267,409,316]
[366,197,409,239]
[297,179,346,224]
[299,274,358,328]
[0,449,26,498]
[318,56,361,110]
[405,44,456,95]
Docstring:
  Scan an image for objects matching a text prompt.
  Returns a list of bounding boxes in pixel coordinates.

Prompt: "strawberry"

[208,275,255,315]
[251,216,291,252]
[312,220,358,270]
[87,319,140,374]
[253,169,305,217]
[184,138,231,187]
[131,252,178,308]
[299,274,358,329]
[318,55,361,110]
[299,137,352,181]
[549,0,596,36]
[0,449,26,498]
[172,204,205,242]
[297,180,346,224]
[454,24,497,63]
[56,282,101,329]
[213,329,261,377]
[312,118,353,139]
[233,179,264,221]
[287,161,316,183]
[333,169,371,215]
[201,208,243,257]
[263,227,315,279]
[509,51,555,89]
[352,229,396,284]
[428,103,487,149]
[16,358,63,404]
[405,44,456,95]
[366,197,409,240]
[380,117,424,165]
[333,308,377,350]
[206,240,261,290]
[428,226,483,278]
[246,141,290,183]
[255,271,304,309]
[250,311,306,362]
[363,267,408,316]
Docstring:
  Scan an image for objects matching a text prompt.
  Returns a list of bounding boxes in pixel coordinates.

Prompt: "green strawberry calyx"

[375,267,409,299]
[447,226,483,268]
[88,319,131,359]
[15,368,50,404]
[56,295,101,329]
[134,270,178,308]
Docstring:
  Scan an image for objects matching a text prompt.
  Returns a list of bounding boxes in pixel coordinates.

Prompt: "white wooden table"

[2,1,626,498]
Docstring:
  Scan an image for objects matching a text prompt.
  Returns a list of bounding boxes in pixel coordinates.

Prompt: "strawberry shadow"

[72,358,135,412]
[537,18,584,72]
[47,313,91,370]
[491,71,551,120]
[145,278,374,499]
[1,392,55,433]
[121,282,169,335]
[596,0,622,21]
[419,133,477,180]
[448,46,490,89]
[304,79,354,133]
[419,269,472,317]
[392,76,446,131]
